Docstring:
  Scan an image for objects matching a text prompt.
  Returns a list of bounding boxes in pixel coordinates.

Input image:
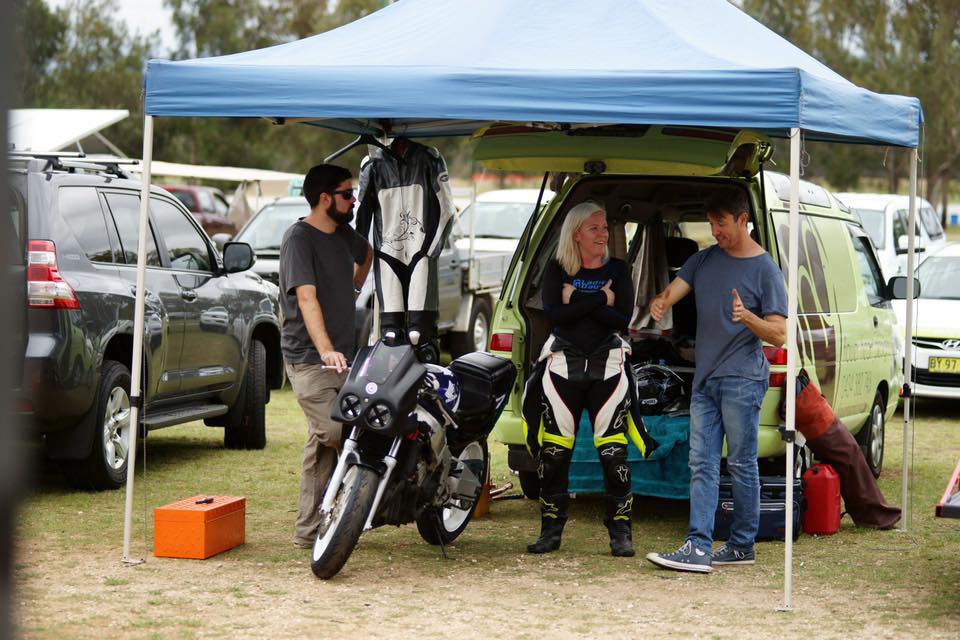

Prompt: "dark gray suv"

[9,154,284,490]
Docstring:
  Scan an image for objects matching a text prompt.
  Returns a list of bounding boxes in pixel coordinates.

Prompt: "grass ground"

[13,390,960,639]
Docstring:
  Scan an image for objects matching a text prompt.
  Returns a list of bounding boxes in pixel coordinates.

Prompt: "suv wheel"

[224,339,267,450]
[856,390,885,478]
[63,360,132,490]
[449,298,491,358]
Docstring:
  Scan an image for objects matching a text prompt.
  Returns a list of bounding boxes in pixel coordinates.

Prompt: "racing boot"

[604,494,635,557]
[527,494,569,554]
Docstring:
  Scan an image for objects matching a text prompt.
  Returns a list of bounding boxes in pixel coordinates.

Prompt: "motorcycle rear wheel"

[311,465,378,579]
[416,440,489,546]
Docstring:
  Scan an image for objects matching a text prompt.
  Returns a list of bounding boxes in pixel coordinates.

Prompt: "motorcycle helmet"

[632,364,685,415]
[423,363,461,414]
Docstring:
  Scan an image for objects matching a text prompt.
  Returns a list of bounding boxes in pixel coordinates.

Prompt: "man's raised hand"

[731,288,745,323]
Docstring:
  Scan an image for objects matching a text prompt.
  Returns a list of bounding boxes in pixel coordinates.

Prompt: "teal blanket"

[568,413,691,499]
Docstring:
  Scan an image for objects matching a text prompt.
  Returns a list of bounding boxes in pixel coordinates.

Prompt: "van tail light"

[489,332,513,353]
[27,240,80,309]
[764,346,788,387]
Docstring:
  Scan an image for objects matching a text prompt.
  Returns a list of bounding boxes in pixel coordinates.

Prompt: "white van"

[454,188,555,254]
[836,193,946,280]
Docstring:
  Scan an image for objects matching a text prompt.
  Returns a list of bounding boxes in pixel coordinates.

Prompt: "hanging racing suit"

[356,138,456,360]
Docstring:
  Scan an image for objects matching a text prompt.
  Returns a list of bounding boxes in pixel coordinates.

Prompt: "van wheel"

[449,298,491,358]
[856,391,885,478]
[224,339,267,450]
[62,360,132,490]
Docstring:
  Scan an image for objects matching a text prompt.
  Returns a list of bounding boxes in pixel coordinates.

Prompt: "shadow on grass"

[26,427,230,496]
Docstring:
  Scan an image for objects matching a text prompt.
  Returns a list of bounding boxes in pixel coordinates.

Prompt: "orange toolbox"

[154,495,245,559]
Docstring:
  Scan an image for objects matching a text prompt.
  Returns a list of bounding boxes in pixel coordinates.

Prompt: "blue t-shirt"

[677,245,788,388]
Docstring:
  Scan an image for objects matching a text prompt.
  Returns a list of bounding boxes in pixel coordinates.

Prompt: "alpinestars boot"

[604,494,635,557]
[527,494,569,554]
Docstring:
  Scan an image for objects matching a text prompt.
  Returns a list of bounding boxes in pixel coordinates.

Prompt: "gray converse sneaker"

[711,544,755,565]
[646,540,713,573]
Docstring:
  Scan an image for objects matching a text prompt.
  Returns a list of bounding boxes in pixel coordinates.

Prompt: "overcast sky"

[47,0,178,55]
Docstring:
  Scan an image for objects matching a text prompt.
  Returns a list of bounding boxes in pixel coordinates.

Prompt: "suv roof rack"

[8,151,140,179]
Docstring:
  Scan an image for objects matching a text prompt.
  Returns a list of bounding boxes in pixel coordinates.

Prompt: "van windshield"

[851,208,885,249]
[236,202,309,251]
[457,202,536,239]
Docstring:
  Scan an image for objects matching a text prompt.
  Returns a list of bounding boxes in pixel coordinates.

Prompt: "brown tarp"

[788,371,901,530]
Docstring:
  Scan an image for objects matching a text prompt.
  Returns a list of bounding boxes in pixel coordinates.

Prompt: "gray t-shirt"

[677,245,788,388]
[279,220,367,364]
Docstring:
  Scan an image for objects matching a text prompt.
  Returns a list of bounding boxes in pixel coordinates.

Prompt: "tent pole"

[901,148,918,532]
[122,114,154,564]
[781,128,801,611]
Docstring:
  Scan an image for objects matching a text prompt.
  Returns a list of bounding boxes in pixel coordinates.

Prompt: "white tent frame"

[123,115,920,611]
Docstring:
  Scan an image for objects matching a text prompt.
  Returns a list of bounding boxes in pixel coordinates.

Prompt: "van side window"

[103,192,162,267]
[150,197,213,272]
[918,206,944,241]
[59,187,116,264]
[848,225,885,305]
[892,210,921,250]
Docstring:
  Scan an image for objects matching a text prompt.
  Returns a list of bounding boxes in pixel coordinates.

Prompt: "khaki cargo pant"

[286,362,348,546]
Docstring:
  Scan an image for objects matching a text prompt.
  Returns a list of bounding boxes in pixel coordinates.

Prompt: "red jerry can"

[802,463,841,535]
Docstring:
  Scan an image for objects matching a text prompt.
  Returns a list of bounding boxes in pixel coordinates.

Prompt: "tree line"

[13,0,960,218]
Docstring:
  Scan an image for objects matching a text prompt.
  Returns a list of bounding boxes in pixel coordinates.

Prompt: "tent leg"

[901,148,919,533]
[780,127,802,611]
[122,114,154,564]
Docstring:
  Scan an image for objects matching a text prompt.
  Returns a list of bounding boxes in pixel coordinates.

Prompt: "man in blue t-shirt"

[645,189,787,573]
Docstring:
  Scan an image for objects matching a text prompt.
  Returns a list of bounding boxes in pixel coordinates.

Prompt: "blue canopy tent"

[130,0,924,607]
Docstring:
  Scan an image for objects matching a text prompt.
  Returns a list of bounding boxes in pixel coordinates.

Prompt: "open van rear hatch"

[473,124,773,177]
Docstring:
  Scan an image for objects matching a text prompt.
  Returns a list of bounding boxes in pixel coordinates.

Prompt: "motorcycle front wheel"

[416,439,489,546]
[311,465,378,579]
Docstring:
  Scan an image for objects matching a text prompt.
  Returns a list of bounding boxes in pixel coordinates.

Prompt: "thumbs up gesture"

[731,288,745,323]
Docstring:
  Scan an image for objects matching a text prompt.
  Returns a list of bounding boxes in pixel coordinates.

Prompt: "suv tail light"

[764,346,788,387]
[489,332,513,353]
[27,240,80,309]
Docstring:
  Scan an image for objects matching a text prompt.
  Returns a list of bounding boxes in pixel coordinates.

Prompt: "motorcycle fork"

[363,436,403,531]
[320,426,360,514]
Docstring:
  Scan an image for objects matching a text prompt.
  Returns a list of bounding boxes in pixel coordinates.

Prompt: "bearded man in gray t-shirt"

[280,163,372,548]
[645,189,787,574]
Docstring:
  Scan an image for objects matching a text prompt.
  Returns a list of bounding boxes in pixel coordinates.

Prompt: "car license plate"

[929,356,960,374]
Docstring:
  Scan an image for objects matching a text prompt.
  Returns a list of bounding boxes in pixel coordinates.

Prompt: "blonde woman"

[522,201,657,557]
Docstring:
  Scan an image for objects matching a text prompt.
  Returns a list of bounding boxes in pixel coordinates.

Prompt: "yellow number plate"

[929,357,960,374]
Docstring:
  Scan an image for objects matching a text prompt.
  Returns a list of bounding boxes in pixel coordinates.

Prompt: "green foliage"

[740,0,960,212]
[13,0,69,105]
[17,0,160,156]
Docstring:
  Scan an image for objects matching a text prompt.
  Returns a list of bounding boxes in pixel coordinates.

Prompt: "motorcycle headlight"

[340,393,362,420]
[365,402,393,430]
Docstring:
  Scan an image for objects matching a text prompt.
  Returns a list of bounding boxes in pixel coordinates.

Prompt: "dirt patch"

[14,518,956,640]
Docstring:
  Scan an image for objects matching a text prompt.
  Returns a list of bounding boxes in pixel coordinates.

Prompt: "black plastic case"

[713,475,806,542]
[448,351,516,446]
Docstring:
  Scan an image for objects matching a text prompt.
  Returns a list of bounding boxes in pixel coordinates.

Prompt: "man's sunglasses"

[330,188,356,200]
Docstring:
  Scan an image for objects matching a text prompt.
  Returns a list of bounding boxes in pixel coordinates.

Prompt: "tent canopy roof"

[144,0,922,148]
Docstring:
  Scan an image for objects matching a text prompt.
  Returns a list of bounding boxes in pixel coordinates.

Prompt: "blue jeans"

[687,376,766,552]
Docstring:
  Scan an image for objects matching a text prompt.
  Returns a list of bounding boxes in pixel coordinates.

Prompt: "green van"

[481,125,901,496]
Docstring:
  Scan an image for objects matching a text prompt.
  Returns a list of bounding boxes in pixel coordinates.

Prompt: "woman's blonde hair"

[555,201,607,275]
